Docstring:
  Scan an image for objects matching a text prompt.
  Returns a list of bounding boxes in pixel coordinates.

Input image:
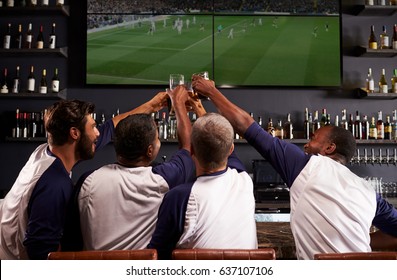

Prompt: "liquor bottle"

[320,108,327,127]
[267,118,275,136]
[308,112,313,138]
[334,115,339,127]
[19,0,27,7]
[49,23,56,49]
[362,115,370,140]
[51,67,60,93]
[365,0,374,5]
[12,65,21,93]
[27,65,35,93]
[348,113,355,136]
[28,0,37,7]
[274,120,284,139]
[303,108,310,139]
[1,68,9,94]
[379,0,386,5]
[30,112,37,138]
[312,110,320,133]
[3,23,11,49]
[378,68,388,93]
[13,108,21,138]
[257,116,263,128]
[7,0,15,7]
[36,25,44,49]
[56,0,64,6]
[22,112,28,138]
[369,117,377,140]
[368,25,378,50]
[24,23,33,49]
[366,67,374,93]
[391,69,397,93]
[377,111,384,140]
[393,24,397,50]
[384,115,392,140]
[340,109,348,130]
[380,25,390,49]
[160,112,168,140]
[392,110,397,140]
[40,0,48,6]
[283,113,293,139]
[15,24,22,49]
[354,111,362,140]
[39,68,47,94]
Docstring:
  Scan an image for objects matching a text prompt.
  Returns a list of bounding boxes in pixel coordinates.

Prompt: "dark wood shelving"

[0,5,69,16]
[0,89,67,99]
[0,47,68,58]
[351,5,397,16]
[356,46,397,57]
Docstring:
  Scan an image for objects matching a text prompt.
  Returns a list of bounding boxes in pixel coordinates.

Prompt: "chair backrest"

[47,249,158,260]
[172,248,276,260]
[314,251,397,260]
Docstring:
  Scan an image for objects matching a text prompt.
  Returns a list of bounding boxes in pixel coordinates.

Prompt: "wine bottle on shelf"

[6,0,15,7]
[384,115,392,140]
[393,24,397,50]
[24,23,33,49]
[56,0,64,6]
[340,109,348,130]
[1,68,9,94]
[19,0,27,7]
[303,108,310,139]
[28,0,37,7]
[36,25,44,49]
[379,0,386,5]
[257,116,263,128]
[51,67,60,93]
[49,23,56,49]
[283,113,293,139]
[3,23,11,49]
[40,0,48,6]
[362,115,369,140]
[27,65,35,93]
[392,69,397,93]
[12,66,21,94]
[312,110,320,133]
[369,117,377,140]
[15,24,23,49]
[354,111,362,140]
[378,68,388,94]
[320,108,327,127]
[368,25,378,50]
[392,110,397,140]
[380,25,389,49]
[39,69,47,94]
[365,0,374,5]
[274,120,284,139]
[377,111,384,140]
[348,113,355,136]
[366,67,374,93]
[13,109,21,138]
[267,118,275,137]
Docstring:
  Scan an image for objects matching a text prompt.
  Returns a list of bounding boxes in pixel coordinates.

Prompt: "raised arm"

[168,85,192,151]
[192,76,254,135]
[111,91,168,128]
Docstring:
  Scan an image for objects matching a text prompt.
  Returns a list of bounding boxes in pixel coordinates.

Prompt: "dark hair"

[45,100,95,146]
[114,114,157,161]
[191,113,234,170]
[328,125,357,163]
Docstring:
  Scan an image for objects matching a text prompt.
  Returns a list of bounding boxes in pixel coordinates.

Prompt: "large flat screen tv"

[86,0,341,88]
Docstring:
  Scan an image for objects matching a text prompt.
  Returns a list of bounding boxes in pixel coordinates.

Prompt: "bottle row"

[2,22,57,49]
[365,67,397,94]
[10,108,46,139]
[368,23,397,50]
[365,0,397,6]
[0,0,64,8]
[1,65,60,94]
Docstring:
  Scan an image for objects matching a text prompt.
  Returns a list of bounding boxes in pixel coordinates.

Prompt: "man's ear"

[70,127,80,140]
[325,142,336,155]
[229,143,235,156]
[147,144,154,158]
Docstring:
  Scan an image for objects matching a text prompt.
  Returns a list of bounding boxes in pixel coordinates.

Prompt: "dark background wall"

[1,0,396,197]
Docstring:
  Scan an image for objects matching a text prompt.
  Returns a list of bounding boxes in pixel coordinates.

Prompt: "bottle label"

[52,80,60,93]
[36,41,44,49]
[369,42,377,49]
[28,78,35,92]
[381,37,389,48]
[367,80,374,92]
[39,86,47,94]
[12,79,20,93]
[7,0,14,7]
[49,35,56,49]
[381,85,388,93]
[393,41,397,50]
[393,82,397,93]
[3,35,10,49]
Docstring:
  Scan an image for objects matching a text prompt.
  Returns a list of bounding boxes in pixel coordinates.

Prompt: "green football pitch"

[86,15,341,87]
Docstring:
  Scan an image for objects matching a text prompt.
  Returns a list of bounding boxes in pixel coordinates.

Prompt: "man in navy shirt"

[192,75,397,259]
[0,92,168,259]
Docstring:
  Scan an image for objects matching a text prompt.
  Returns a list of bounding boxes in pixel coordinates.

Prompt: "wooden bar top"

[256,222,296,259]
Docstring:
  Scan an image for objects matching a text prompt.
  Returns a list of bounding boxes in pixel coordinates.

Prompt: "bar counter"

[256,222,296,259]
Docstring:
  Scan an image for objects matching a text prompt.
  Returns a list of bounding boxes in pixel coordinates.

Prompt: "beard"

[76,132,95,160]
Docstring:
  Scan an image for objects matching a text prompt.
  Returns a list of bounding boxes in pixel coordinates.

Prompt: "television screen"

[86,0,341,88]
